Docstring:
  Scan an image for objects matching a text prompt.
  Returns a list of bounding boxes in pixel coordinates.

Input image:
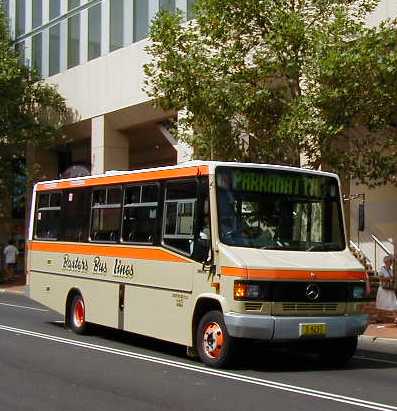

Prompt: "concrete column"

[42,27,49,77]
[24,36,32,67]
[42,0,50,77]
[101,0,110,55]
[59,1,68,72]
[80,7,88,64]
[42,0,49,24]
[25,0,32,33]
[124,0,134,46]
[91,115,129,174]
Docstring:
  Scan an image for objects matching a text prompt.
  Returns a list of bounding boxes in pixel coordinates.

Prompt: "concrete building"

[2,0,397,271]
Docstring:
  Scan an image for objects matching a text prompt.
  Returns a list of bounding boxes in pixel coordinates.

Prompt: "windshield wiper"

[305,243,339,251]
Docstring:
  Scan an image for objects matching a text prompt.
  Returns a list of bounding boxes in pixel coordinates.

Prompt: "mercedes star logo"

[305,283,320,302]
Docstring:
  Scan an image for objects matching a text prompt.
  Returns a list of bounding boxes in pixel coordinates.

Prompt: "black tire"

[197,310,235,368]
[316,336,358,367]
[69,294,88,334]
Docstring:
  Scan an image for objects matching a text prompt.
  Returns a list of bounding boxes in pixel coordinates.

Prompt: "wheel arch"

[65,288,83,328]
[191,294,228,349]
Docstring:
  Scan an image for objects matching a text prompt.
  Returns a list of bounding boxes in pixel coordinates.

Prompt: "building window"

[187,0,196,20]
[88,4,101,61]
[49,0,61,20]
[110,0,123,52]
[68,0,80,11]
[133,0,148,42]
[32,33,42,76]
[159,0,175,13]
[49,24,60,76]
[68,14,80,68]
[15,0,25,37]
[32,0,42,29]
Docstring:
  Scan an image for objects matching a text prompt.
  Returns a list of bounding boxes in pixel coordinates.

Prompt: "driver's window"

[163,180,197,255]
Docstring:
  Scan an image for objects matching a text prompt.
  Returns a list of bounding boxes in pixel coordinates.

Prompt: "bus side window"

[34,192,62,240]
[122,184,158,244]
[90,187,121,242]
[162,180,197,256]
[60,189,90,242]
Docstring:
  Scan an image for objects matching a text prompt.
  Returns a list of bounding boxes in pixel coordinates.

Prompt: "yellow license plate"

[300,323,327,337]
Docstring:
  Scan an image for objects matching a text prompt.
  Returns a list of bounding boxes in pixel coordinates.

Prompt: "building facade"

[4,0,195,181]
[2,0,397,271]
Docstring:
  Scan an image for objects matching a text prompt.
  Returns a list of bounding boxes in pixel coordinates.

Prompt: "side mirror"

[358,203,365,232]
[202,246,214,272]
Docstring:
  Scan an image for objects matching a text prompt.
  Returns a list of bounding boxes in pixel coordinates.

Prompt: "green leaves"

[145,0,397,186]
[0,5,68,215]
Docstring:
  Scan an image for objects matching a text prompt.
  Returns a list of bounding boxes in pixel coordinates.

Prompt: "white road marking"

[0,302,48,312]
[354,355,397,366]
[0,324,396,411]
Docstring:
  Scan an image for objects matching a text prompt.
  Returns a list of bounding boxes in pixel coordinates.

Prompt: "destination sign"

[230,170,336,198]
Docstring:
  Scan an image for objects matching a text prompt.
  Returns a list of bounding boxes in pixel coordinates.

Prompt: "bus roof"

[35,161,339,192]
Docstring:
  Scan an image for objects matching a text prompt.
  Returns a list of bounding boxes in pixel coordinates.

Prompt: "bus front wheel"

[69,294,88,334]
[197,310,234,368]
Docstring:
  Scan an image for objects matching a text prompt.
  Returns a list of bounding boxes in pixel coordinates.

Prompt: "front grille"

[282,303,338,312]
[245,302,263,312]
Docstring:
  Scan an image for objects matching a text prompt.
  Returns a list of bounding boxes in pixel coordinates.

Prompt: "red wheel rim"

[203,322,224,359]
[73,298,85,328]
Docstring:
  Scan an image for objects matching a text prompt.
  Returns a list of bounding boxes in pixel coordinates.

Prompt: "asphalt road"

[1,292,397,411]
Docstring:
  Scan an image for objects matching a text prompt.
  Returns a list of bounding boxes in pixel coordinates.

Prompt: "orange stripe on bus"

[36,165,209,191]
[221,266,366,281]
[29,241,191,263]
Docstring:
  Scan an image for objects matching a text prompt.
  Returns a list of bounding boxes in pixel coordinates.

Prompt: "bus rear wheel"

[69,294,87,334]
[197,310,234,368]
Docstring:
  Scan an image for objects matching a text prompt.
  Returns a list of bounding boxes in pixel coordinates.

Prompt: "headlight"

[352,285,365,299]
[234,281,261,300]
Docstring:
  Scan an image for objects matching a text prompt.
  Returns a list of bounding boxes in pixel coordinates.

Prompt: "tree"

[144,0,397,186]
[0,5,69,218]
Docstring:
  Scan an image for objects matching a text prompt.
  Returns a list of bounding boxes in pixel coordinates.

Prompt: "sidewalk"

[363,323,397,340]
[0,275,26,295]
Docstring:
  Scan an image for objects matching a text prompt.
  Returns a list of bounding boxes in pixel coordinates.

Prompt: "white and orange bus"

[28,161,368,368]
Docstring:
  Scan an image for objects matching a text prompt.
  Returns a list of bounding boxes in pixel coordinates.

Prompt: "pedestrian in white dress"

[375,255,397,322]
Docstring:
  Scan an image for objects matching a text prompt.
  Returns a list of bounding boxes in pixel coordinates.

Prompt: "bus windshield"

[216,166,345,251]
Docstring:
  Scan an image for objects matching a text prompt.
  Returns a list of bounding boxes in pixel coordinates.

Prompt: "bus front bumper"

[224,313,368,341]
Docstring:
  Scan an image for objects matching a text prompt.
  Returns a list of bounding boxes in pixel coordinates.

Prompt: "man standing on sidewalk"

[3,239,19,282]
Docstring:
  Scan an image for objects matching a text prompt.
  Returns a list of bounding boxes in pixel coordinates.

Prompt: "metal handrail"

[370,234,395,290]
[370,234,393,255]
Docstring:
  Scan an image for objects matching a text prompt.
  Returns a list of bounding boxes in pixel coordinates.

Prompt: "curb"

[0,286,26,295]
[359,334,397,346]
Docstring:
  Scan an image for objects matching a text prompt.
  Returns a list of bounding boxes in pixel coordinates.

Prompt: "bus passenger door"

[123,179,206,346]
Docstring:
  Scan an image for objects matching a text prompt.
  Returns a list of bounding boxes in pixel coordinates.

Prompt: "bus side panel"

[29,271,68,315]
[123,285,193,346]
[29,270,120,328]
[29,250,120,328]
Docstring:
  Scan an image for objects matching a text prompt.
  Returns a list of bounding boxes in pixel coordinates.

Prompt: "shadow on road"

[49,321,397,373]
